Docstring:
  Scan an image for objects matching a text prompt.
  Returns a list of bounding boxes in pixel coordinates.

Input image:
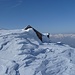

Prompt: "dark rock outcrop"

[25,25,50,42]
[25,25,42,41]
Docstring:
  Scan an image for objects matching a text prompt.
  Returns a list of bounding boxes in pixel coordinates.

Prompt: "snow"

[0,28,75,75]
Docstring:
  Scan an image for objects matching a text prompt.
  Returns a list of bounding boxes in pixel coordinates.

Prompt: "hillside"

[0,28,75,75]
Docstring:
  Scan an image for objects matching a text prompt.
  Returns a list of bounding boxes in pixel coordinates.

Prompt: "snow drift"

[0,28,75,75]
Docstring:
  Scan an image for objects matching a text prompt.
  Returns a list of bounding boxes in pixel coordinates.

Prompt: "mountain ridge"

[0,28,75,75]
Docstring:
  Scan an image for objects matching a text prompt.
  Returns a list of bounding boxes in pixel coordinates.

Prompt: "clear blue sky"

[0,0,75,33]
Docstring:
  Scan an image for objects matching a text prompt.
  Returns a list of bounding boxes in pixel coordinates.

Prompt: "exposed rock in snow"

[0,28,75,75]
[24,25,50,42]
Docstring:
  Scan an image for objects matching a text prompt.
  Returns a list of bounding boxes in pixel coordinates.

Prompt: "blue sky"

[0,0,75,33]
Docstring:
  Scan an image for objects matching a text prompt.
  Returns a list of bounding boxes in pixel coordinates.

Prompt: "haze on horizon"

[0,0,75,33]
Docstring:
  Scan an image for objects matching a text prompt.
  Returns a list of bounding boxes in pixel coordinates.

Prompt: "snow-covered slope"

[0,29,75,75]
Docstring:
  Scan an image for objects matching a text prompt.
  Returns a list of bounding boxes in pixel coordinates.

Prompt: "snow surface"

[0,28,75,75]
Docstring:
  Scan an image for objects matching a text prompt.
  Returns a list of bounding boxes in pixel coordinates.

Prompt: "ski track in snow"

[0,29,75,75]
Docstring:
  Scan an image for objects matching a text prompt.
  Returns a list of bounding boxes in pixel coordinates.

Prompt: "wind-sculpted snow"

[0,29,75,75]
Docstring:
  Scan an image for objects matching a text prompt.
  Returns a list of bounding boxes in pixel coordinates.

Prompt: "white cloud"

[11,0,23,8]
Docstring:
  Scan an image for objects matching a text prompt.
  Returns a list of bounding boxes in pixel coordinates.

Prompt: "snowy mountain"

[50,34,75,48]
[0,28,75,75]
